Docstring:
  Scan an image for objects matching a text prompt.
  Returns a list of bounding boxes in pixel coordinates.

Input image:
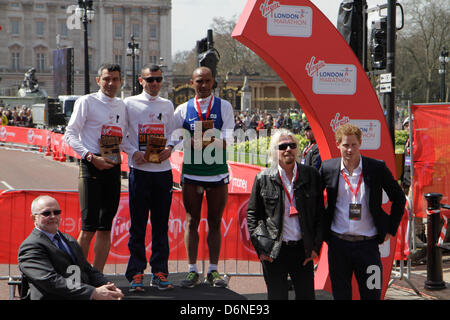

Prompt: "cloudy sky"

[171,0,386,55]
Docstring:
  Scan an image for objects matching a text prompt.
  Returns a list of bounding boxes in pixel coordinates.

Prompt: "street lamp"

[75,0,95,94]
[127,35,140,95]
[439,47,448,102]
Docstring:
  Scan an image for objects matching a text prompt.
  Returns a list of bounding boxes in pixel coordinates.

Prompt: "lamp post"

[127,35,140,95]
[76,0,95,94]
[439,47,448,102]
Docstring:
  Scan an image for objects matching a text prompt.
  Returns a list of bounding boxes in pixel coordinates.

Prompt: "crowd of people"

[234,107,309,134]
[0,104,33,127]
[16,63,406,302]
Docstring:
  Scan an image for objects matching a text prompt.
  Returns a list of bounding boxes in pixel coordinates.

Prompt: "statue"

[18,68,47,97]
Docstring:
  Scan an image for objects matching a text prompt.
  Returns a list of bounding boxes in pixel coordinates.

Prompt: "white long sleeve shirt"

[64,90,128,159]
[122,92,175,172]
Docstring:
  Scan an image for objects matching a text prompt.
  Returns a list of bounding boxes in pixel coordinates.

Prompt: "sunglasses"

[278,143,297,150]
[142,76,163,83]
[37,210,62,217]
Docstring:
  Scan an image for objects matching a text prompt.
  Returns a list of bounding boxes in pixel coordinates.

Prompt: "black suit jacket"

[320,156,406,244]
[18,228,108,300]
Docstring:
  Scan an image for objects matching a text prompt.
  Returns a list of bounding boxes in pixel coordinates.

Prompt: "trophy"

[99,135,122,164]
[196,120,215,148]
[144,135,167,163]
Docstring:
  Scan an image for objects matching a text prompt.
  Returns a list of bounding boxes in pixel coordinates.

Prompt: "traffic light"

[369,17,387,70]
[196,29,220,88]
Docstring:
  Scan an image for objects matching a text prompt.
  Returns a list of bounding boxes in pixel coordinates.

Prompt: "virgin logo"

[260,0,281,18]
[238,199,258,256]
[305,56,326,77]
[110,197,133,259]
[330,113,350,132]
[27,129,35,144]
[0,127,7,141]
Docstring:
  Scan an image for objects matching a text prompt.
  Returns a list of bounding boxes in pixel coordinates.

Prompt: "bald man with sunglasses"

[18,195,123,300]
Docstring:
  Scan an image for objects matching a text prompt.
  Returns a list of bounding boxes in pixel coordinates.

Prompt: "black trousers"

[261,240,315,300]
[125,168,173,281]
[328,234,382,300]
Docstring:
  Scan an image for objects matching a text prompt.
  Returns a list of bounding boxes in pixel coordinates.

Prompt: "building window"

[114,54,123,68]
[11,20,20,35]
[59,21,68,37]
[132,24,140,38]
[88,54,93,73]
[36,53,45,72]
[114,23,123,38]
[11,52,20,71]
[36,21,45,36]
[149,56,157,64]
[149,24,157,39]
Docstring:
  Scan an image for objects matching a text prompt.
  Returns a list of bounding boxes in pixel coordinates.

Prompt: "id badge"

[349,203,362,221]
[289,205,298,217]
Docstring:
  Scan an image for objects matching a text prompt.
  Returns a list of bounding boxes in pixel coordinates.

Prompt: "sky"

[171,0,386,56]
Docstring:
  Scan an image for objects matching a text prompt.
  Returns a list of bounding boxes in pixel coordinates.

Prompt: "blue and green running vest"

[182,97,228,176]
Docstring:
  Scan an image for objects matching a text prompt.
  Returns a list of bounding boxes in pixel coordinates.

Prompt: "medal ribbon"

[341,170,363,201]
[302,142,315,158]
[195,96,213,121]
[279,168,299,208]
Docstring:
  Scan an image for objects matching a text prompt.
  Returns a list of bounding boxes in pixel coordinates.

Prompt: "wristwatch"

[85,152,94,162]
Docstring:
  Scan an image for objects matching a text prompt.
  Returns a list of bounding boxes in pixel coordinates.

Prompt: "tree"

[396,0,449,102]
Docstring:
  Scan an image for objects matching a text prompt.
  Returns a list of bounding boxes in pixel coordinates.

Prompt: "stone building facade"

[0,0,172,97]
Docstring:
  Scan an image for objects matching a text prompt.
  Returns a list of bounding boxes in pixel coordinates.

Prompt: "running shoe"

[180,271,200,288]
[129,273,145,292]
[206,270,227,288]
[151,272,174,290]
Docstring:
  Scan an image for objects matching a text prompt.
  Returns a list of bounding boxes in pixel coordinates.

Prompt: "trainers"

[151,272,174,290]
[180,271,200,288]
[207,270,226,288]
[129,273,145,292]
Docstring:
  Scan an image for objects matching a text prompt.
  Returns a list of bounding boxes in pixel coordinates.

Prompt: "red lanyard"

[279,168,299,207]
[341,169,363,199]
[195,96,213,121]
[302,142,315,158]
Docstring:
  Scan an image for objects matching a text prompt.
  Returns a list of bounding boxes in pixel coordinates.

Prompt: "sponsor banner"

[306,57,357,95]
[0,190,259,264]
[266,4,313,38]
[0,125,47,146]
[329,114,381,150]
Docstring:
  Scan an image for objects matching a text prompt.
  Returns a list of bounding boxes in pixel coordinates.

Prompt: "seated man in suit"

[18,195,124,300]
[320,123,405,300]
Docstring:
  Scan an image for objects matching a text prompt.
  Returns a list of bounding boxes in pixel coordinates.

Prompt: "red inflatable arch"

[232,0,400,299]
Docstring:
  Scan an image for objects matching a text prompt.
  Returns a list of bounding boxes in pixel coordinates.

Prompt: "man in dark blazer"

[18,195,124,300]
[301,124,321,169]
[320,123,405,300]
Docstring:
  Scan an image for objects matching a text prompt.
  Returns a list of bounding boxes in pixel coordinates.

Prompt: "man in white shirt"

[121,64,175,291]
[172,67,234,288]
[64,63,128,272]
[320,123,405,300]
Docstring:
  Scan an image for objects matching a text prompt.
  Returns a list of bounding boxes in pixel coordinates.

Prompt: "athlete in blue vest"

[173,67,234,288]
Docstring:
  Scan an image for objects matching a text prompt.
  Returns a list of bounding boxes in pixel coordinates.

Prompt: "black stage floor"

[108,273,333,300]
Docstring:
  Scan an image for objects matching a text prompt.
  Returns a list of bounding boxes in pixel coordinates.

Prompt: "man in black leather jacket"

[247,129,324,300]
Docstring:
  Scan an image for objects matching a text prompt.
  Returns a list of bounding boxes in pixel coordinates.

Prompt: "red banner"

[411,104,450,218]
[0,190,259,265]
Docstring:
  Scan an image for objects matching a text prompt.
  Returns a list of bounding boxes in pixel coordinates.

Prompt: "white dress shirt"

[331,156,377,237]
[278,163,302,241]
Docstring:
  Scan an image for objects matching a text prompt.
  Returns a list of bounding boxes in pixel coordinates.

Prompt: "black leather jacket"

[246,163,325,259]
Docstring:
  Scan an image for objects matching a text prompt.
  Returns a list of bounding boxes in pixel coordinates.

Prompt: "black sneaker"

[206,270,226,288]
[151,272,174,290]
[180,271,200,288]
